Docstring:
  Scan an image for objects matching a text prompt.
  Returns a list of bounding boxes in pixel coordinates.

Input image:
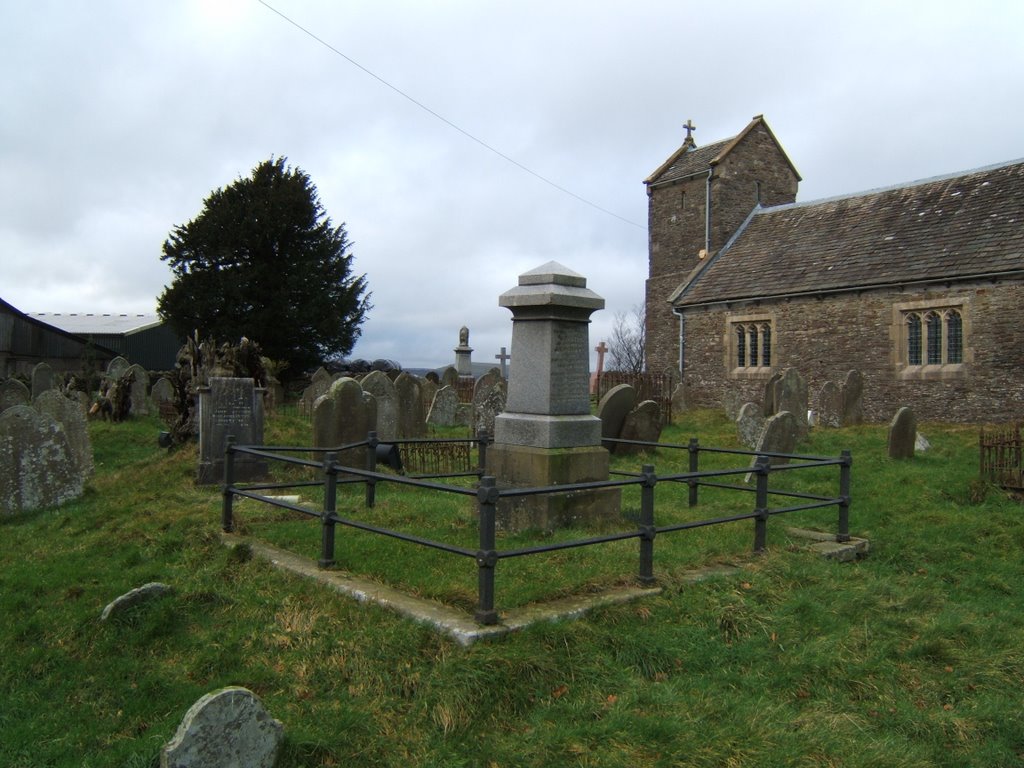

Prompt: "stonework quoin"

[489,262,619,531]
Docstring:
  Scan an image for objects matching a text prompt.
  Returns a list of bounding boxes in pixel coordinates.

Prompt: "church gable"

[673,159,1024,308]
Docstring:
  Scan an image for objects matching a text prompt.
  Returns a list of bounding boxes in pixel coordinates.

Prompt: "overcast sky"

[3,1,1023,369]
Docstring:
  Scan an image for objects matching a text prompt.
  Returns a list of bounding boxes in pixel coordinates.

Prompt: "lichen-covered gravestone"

[34,390,93,483]
[841,369,865,426]
[161,687,283,768]
[474,379,507,438]
[394,371,427,439]
[127,363,150,416]
[426,386,459,428]
[745,410,799,483]
[0,378,31,413]
[775,368,808,437]
[736,402,766,449]
[0,405,83,514]
[31,362,56,400]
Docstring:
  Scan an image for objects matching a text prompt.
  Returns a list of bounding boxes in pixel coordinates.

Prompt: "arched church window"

[906,313,922,366]
[946,310,963,364]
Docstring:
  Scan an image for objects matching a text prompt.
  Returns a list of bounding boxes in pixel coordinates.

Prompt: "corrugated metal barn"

[0,298,117,377]
[31,312,184,372]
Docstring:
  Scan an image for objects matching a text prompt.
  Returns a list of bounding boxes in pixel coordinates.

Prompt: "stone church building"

[645,115,1024,423]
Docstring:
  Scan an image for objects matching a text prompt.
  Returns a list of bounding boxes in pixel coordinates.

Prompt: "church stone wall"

[678,281,1024,424]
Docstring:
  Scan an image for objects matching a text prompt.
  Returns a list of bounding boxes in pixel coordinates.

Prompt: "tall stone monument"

[454,326,474,377]
[487,261,620,531]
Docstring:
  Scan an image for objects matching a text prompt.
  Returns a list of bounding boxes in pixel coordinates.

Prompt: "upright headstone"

[454,326,474,377]
[264,375,285,412]
[841,369,865,426]
[312,377,377,466]
[474,379,507,437]
[420,378,439,420]
[30,362,56,400]
[473,368,503,407]
[300,368,334,415]
[394,372,426,439]
[106,356,130,381]
[360,370,399,442]
[617,400,663,455]
[888,406,917,459]
[745,410,799,482]
[736,402,766,449]
[817,381,842,428]
[426,386,459,428]
[127,363,150,416]
[670,382,687,417]
[763,371,783,416]
[439,366,460,389]
[0,379,31,413]
[489,261,619,531]
[34,390,93,483]
[196,378,267,485]
[775,368,808,437]
[161,687,283,768]
[151,377,175,407]
[596,383,637,453]
[0,406,83,515]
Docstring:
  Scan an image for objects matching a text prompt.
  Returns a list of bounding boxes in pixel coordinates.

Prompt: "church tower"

[644,115,800,373]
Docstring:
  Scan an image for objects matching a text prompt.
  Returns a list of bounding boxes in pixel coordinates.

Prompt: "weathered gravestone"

[31,362,56,400]
[394,372,427,439]
[596,383,637,453]
[763,371,783,416]
[161,687,283,768]
[474,379,507,437]
[426,385,459,428]
[841,369,865,426]
[439,366,460,389]
[817,381,843,428]
[300,370,333,416]
[746,410,799,483]
[0,378,31,413]
[151,376,175,407]
[106,356,130,381]
[420,378,439,421]
[723,389,746,421]
[488,261,619,531]
[34,390,93,483]
[127,363,150,416]
[473,367,503,405]
[775,368,809,437]
[888,406,917,459]
[312,377,377,467]
[0,405,83,514]
[736,402,766,449]
[617,400,663,455]
[100,582,173,621]
[196,378,267,485]
[264,375,285,412]
[361,370,399,442]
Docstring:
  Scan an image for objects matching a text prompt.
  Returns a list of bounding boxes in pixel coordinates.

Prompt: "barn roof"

[29,312,164,335]
[670,157,1024,307]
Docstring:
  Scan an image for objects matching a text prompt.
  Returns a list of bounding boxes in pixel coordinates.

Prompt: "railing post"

[837,450,852,543]
[475,476,499,625]
[365,431,378,509]
[476,428,490,476]
[221,435,236,532]
[320,451,338,568]
[753,455,770,553]
[638,464,657,586]
[688,437,699,507]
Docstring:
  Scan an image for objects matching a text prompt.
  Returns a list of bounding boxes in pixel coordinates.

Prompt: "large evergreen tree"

[157,157,371,375]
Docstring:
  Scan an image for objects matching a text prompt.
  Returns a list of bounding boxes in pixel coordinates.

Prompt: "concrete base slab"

[220,532,739,645]
[786,527,870,562]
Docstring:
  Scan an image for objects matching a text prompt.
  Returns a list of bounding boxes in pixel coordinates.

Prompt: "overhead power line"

[257,0,643,229]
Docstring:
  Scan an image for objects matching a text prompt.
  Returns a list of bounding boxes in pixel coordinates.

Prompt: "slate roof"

[671,158,1024,307]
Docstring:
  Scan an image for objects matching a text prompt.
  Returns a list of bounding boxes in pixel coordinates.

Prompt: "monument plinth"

[489,262,620,531]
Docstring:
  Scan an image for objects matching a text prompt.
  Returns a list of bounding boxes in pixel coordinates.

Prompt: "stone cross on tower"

[682,119,697,148]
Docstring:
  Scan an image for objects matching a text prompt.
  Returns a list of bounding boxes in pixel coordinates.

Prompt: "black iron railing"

[221,432,852,625]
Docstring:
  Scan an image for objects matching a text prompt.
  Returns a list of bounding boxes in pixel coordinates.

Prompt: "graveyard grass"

[2,410,1023,767]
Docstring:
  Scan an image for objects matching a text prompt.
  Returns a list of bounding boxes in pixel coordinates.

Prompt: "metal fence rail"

[980,424,1024,490]
[221,432,852,625]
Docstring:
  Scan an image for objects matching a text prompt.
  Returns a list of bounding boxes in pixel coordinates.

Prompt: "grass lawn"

[1,408,1022,767]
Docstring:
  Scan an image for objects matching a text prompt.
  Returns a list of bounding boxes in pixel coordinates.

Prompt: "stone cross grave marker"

[495,346,511,379]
